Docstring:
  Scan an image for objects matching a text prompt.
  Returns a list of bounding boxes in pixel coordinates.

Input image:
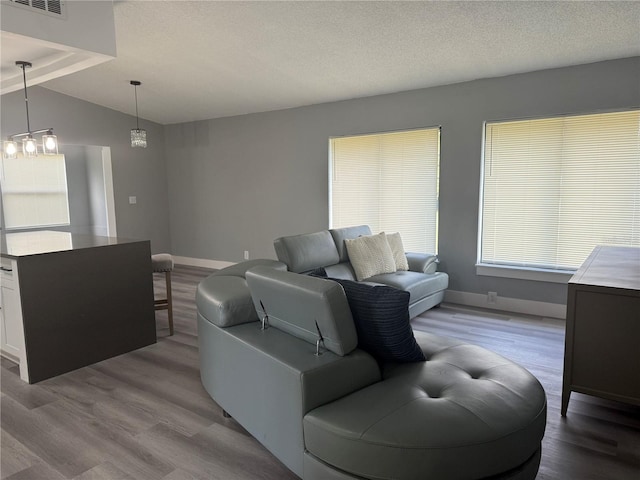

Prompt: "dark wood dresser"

[562,245,640,415]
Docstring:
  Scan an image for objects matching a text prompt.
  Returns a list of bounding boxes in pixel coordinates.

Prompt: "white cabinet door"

[2,286,21,357]
[0,260,29,381]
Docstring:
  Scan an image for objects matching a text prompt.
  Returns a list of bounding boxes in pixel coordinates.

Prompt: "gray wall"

[85,146,109,236]
[0,87,172,253]
[64,145,92,232]
[164,57,640,305]
[62,145,109,236]
[2,59,637,305]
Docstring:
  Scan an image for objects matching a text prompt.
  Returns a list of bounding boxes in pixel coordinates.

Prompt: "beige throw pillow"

[345,232,396,281]
[386,232,409,271]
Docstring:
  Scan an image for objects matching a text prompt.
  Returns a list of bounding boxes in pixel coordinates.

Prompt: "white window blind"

[481,110,640,271]
[330,127,440,253]
[1,154,70,229]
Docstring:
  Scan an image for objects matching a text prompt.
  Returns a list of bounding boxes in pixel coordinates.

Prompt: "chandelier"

[130,80,147,148]
[3,61,58,159]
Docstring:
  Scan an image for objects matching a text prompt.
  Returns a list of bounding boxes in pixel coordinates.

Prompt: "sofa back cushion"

[329,225,372,262]
[246,266,358,356]
[274,230,340,273]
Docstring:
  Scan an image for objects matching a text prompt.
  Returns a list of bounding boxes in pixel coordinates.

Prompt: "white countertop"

[1,230,144,258]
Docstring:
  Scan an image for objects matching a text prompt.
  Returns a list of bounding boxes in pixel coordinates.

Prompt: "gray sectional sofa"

[274,225,449,318]
[196,258,547,480]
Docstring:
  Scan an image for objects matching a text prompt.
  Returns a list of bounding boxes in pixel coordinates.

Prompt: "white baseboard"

[172,256,235,270]
[170,258,567,319]
[444,290,566,320]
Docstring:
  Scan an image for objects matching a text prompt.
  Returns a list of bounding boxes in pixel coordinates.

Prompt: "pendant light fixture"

[3,61,58,160]
[130,80,147,148]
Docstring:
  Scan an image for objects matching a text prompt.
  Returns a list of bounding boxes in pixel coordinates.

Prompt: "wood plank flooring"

[1,265,297,480]
[412,308,640,480]
[2,265,639,479]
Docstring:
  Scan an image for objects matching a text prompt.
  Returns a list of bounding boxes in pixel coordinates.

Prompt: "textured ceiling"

[39,1,640,125]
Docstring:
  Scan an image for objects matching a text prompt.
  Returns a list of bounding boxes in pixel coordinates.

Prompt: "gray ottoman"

[303,332,547,480]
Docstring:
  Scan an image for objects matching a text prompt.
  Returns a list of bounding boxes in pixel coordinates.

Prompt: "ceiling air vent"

[8,0,64,17]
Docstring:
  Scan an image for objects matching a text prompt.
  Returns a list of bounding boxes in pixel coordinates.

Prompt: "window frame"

[329,125,441,254]
[476,108,640,282]
[0,153,71,230]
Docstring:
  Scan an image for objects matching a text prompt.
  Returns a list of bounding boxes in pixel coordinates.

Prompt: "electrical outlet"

[487,292,498,304]
[244,250,249,260]
[128,196,137,205]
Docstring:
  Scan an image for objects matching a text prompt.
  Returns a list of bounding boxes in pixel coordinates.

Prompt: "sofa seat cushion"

[367,270,448,303]
[323,262,357,281]
[303,332,547,480]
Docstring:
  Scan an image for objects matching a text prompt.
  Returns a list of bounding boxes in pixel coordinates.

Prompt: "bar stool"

[152,253,174,336]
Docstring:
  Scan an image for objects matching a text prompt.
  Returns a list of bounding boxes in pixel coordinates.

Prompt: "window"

[330,127,440,253]
[480,110,640,272]
[1,154,70,229]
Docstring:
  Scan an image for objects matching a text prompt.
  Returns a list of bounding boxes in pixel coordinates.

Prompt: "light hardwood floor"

[412,309,640,480]
[1,265,638,479]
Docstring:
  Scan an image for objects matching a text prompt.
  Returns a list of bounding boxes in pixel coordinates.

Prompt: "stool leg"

[165,271,174,336]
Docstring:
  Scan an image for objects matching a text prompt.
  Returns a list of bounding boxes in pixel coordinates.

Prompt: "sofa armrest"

[406,252,439,274]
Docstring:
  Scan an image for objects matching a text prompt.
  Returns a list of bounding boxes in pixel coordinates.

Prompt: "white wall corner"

[443,290,566,320]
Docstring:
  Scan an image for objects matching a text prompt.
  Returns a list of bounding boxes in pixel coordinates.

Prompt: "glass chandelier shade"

[2,61,59,160]
[130,80,147,148]
[43,131,58,155]
[22,135,37,157]
[131,128,147,148]
[3,140,18,159]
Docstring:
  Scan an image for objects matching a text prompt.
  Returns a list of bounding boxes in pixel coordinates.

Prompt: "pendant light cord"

[134,84,140,130]
[21,63,31,134]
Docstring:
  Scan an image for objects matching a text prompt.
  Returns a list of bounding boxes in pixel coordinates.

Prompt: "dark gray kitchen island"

[1,231,156,383]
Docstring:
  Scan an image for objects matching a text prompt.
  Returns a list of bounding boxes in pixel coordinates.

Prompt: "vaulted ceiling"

[6,1,640,125]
